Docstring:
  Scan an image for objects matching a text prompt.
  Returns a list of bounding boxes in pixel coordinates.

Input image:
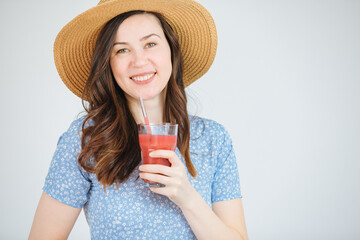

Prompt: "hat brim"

[54,0,217,99]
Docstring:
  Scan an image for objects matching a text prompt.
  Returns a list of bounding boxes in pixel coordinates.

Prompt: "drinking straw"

[139,96,152,134]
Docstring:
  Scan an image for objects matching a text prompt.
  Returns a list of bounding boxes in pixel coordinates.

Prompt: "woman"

[29,0,248,239]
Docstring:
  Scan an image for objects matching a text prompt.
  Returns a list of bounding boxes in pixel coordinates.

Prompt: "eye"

[116,48,129,54]
[145,42,156,48]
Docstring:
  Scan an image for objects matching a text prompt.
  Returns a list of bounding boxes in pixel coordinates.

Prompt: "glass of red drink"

[138,123,178,187]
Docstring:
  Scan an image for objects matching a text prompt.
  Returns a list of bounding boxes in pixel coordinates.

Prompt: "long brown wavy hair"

[78,11,196,188]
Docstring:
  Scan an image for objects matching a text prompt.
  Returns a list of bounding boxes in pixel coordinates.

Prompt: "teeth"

[131,73,155,81]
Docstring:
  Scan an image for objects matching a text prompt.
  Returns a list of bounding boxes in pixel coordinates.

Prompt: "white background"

[0,0,359,239]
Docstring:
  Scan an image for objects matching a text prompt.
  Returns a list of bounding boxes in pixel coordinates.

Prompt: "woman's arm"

[213,198,248,239]
[29,192,82,240]
[181,196,248,240]
[139,150,248,240]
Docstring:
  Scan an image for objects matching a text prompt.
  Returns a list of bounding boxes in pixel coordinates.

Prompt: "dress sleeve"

[42,119,91,208]
[211,126,242,202]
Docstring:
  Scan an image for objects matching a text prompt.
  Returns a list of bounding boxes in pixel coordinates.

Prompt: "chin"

[141,93,163,101]
[142,87,167,101]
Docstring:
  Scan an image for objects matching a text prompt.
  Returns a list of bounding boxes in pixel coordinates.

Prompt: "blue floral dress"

[43,115,242,239]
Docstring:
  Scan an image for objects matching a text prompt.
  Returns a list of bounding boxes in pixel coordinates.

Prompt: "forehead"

[115,13,164,39]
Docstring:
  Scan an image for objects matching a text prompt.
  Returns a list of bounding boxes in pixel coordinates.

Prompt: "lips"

[130,72,156,85]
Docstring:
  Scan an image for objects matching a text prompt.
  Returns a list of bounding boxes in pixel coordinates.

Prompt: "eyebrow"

[113,33,161,46]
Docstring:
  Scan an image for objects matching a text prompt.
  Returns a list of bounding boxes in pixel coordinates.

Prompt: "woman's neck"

[127,93,165,124]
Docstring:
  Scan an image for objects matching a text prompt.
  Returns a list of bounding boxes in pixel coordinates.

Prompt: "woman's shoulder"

[61,114,92,138]
[66,114,87,132]
[189,115,230,141]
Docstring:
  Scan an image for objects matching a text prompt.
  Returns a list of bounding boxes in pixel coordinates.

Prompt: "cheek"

[158,52,172,78]
[111,59,128,80]
[110,63,129,93]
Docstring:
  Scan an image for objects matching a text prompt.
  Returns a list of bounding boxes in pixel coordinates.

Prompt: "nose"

[131,49,148,68]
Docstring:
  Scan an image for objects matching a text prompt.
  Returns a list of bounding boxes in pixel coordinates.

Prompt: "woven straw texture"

[54,0,217,99]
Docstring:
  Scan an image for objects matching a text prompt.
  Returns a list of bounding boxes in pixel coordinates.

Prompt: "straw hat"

[54,0,217,99]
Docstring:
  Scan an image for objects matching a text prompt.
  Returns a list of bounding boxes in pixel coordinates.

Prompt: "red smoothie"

[139,134,177,167]
[138,121,178,187]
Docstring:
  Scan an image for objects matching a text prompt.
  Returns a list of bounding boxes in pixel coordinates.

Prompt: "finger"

[139,164,173,176]
[139,172,172,185]
[149,150,183,167]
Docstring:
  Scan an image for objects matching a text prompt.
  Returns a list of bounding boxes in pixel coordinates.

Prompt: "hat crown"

[98,0,111,5]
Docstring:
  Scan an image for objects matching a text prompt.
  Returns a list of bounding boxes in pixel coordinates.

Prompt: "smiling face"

[109,13,172,102]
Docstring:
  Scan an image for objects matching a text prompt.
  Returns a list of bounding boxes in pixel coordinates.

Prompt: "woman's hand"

[139,150,248,240]
[138,150,197,209]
